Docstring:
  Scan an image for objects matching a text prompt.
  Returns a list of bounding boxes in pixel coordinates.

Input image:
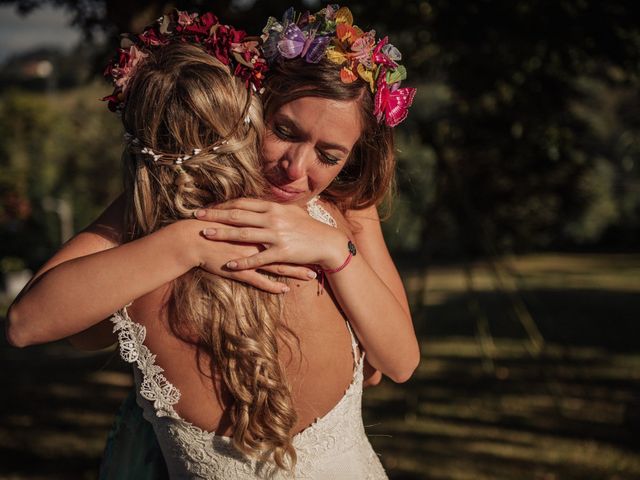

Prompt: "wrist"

[319,231,353,270]
[166,219,203,270]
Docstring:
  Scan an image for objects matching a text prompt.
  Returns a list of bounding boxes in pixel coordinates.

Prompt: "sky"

[0,5,81,63]
[0,1,327,64]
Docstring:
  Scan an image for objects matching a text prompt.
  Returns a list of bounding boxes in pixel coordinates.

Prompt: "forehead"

[274,96,362,147]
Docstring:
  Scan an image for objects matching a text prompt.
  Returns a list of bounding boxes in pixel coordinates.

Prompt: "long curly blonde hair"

[120,42,297,469]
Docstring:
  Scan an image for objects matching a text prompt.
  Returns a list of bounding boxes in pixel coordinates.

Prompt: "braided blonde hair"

[120,42,297,469]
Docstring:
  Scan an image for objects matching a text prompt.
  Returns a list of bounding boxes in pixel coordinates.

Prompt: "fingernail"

[307,271,317,279]
[195,209,206,218]
[227,261,238,269]
[281,286,290,293]
[203,228,216,236]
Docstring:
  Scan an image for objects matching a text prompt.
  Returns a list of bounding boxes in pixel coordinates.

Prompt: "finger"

[259,264,317,281]
[227,270,290,294]
[226,249,283,271]
[202,227,275,244]
[194,208,269,227]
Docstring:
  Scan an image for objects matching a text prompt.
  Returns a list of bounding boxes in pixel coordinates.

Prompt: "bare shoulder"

[345,204,379,223]
[80,193,126,247]
[345,205,386,257]
[315,199,356,238]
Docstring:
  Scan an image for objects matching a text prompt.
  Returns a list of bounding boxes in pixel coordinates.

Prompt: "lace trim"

[111,308,372,478]
[112,309,243,477]
[111,309,181,419]
[108,198,383,478]
[306,196,337,228]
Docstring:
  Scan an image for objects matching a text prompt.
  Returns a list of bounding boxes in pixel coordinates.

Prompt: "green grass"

[365,253,640,479]
[1,253,639,479]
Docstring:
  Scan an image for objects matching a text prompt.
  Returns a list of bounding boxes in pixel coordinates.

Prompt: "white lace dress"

[109,199,389,479]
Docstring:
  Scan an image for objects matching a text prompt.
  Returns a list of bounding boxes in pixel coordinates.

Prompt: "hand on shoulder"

[196,198,351,271]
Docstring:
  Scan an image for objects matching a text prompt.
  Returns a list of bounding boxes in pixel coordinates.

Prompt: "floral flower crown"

[102,9,267,112]
[261,5,416,127]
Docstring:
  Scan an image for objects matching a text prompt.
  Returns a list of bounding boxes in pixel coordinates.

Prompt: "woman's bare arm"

[328,205,418,383]
[347,205,412,386]
[196,199,420,383]
[6,196,124,349]
[5,194,318,349]
[5,209,198,347]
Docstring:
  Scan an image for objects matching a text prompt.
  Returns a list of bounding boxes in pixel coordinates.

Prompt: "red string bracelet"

[316,240,357,294]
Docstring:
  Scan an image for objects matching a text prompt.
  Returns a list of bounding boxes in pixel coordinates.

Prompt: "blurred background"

[1,1,639,479]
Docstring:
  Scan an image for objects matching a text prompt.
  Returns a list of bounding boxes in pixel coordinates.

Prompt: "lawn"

[1,253,639,479]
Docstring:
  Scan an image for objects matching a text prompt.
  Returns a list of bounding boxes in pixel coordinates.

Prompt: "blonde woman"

[7,7,419,478]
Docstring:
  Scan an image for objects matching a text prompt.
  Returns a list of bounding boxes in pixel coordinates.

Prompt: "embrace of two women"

[7,5,420,479]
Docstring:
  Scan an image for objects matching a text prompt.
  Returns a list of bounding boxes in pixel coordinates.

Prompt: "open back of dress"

[111,306,388,479]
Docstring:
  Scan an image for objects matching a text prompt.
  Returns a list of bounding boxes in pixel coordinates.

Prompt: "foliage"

[1,0,640,261]
[0,85,122,269]
[372,0,640,256]
[0,45,95,92]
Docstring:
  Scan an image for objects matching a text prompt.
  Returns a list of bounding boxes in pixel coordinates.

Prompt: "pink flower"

[350,30,376,68]
[114,45,148,92]
[138,28,169,47]
[177,10,196,26]
[232,39,259,55]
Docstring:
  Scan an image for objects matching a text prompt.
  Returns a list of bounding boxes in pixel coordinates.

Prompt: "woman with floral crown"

[7,6,419,479]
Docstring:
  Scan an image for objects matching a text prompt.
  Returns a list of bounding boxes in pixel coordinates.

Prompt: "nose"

[280,143,313,181]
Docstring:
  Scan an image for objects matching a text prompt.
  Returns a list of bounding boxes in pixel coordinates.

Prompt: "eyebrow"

[273,114,351,155]
[317,140,350,155]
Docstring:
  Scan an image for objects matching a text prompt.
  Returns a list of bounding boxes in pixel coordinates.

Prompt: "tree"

[3,0,640,257]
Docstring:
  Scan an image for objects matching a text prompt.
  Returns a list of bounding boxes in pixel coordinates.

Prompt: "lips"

[266,178,306,202]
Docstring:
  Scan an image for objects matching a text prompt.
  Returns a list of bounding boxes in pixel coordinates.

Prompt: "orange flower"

[340,67,358,83]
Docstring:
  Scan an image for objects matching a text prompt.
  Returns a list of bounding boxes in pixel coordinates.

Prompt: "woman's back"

[128,200,353,433]
[116,200,387,478]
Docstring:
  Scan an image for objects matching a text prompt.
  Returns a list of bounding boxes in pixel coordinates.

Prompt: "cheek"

[261,134,285,168]
[311,164,346,190]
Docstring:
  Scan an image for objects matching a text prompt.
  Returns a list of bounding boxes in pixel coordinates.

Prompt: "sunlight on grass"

[1,254,639,479]
[406,253,640,308]
[363,254,640,478]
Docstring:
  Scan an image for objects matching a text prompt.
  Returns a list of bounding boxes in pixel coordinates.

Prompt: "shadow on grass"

[1,283,639,479]
[362,285,640,480]
[413,288,640,353]
[0,335,128,479]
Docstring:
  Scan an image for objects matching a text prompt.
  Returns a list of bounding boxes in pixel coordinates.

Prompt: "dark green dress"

[99,390,169,479]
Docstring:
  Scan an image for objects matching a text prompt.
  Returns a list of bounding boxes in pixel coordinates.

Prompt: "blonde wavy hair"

[120,42,297,469]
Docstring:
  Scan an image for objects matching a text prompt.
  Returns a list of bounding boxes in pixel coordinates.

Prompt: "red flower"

[102,93,122,112]
[209,25,247,65]
[183,12,219,35]
[200,12,218,30]
[138,28,169,47]
[234,58,268,90]
[102,10,267,112]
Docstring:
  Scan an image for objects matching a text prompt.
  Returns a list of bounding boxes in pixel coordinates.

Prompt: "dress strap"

[110,306,182,420]
[306,196,337,227]
[344,321,361,367]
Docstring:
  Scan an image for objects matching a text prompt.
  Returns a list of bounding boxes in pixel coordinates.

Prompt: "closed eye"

[317,150,340,166]
[273,124,296,141]
[272,120,342,166]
